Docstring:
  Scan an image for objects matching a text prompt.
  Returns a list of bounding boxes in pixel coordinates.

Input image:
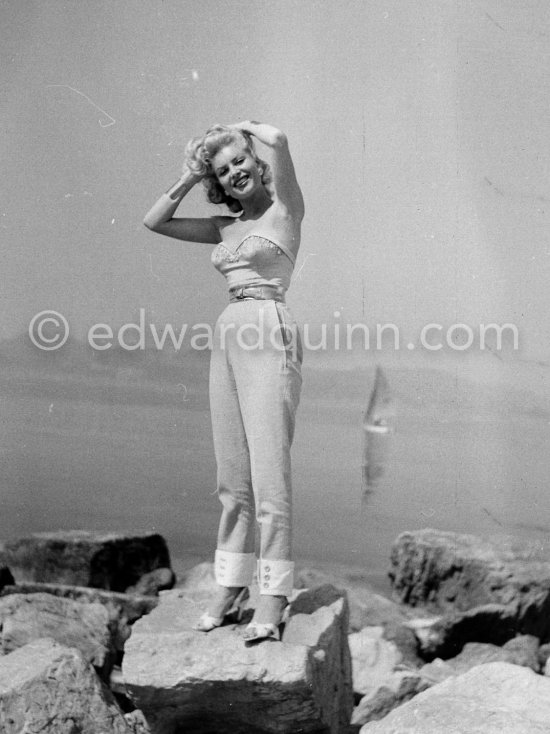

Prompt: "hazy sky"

[3,0,550,359]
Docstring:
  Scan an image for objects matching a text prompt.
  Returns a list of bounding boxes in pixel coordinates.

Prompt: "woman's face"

[212,141,263,200]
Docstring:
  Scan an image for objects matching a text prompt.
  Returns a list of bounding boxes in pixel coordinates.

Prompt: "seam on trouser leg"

[215,549,256,587]
[271,301,289,370]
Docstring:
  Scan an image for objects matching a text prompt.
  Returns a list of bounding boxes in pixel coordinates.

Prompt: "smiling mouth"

[232,174,249,190]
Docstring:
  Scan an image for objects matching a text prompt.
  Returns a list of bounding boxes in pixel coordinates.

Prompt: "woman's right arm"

[143,169,221,244]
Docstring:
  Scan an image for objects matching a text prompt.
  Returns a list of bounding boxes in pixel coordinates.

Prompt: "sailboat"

[361,366,395,497]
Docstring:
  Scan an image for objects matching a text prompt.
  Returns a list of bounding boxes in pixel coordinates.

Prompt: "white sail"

[361,366,396,495]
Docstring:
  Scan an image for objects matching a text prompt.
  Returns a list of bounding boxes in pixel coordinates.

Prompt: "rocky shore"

[2,528,550,732]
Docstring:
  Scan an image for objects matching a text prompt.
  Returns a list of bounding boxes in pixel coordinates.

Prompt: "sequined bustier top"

[211,234,296,292]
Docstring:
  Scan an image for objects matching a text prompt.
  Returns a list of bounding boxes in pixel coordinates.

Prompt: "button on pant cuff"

[258,559,294,597]
[214,550,256,587]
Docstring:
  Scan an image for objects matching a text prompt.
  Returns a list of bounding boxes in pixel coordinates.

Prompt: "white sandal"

[193,587,249,632]
[242,598,290,645]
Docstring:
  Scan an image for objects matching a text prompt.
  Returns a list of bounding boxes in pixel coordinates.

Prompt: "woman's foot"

[242,594,289,645]
[193,585,249,632]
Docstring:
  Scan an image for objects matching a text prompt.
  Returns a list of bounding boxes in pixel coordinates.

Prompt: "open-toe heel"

[193,587,249,632]
[242,600,290,645]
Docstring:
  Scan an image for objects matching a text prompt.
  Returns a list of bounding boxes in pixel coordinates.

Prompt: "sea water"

[1,348,549,581]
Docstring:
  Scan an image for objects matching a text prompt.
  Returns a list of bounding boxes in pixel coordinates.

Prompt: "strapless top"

[211,234,296,292]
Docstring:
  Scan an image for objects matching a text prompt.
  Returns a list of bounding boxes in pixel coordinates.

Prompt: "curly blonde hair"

[184,125,271,213]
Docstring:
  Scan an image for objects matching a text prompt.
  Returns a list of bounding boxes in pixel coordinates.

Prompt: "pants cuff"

[258,559,294,597]
[214,550,256,587]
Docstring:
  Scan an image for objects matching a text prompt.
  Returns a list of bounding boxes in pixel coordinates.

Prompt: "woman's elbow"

[271,130,288,148]
[143,213,161,231]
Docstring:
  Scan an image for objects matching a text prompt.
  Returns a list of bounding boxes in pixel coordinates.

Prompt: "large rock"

[1,581,158,620]
[0,638,130,733]
[421,636,540,684]
[360,662,550,733]
[405,605,543,663]
[0,530,171,591]
[125,568,175,596]
[390,529,550,641]
[297,566,422,667]
[407,603,520,658]
[185,563,421,664]
[348,626,403,696]
[0,592,114,675]
[1,581,158,653]
[348,626,430,726]
[122,583,353,733]
[351,670,430,726]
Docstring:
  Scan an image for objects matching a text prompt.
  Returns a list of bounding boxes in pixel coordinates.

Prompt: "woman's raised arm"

[231,121,304,220]
[143,168,222,244]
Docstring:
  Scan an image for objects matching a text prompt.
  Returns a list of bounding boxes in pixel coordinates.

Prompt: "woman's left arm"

[231,121,304,219]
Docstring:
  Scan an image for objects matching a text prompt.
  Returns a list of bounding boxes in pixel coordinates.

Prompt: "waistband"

[229,284,286,303]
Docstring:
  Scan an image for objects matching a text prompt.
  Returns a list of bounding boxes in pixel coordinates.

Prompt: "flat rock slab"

[360,662,550,733]
[0,638,130,733]
[0,592,113,671]
[0,530,171,591]
[390,529,550,640]
[122,583,353,734]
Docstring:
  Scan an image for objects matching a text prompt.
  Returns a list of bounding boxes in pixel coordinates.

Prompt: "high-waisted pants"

[209,298,302,597]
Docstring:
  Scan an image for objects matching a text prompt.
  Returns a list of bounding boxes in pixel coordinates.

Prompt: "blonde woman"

[144,121,303,644]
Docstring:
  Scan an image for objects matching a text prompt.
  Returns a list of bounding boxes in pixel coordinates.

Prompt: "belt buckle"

[234,287,246,300]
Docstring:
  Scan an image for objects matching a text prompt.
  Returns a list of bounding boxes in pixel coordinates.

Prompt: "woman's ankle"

[208,585,244,613]
[252,594,288,623]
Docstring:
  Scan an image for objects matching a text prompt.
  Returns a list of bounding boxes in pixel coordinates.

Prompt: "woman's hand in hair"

[227,121,286,148]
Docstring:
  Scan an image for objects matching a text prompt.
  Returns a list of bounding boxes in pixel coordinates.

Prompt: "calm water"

[2,347,550,579]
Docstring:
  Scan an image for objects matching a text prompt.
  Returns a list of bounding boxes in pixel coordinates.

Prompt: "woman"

[143,121,304,644]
